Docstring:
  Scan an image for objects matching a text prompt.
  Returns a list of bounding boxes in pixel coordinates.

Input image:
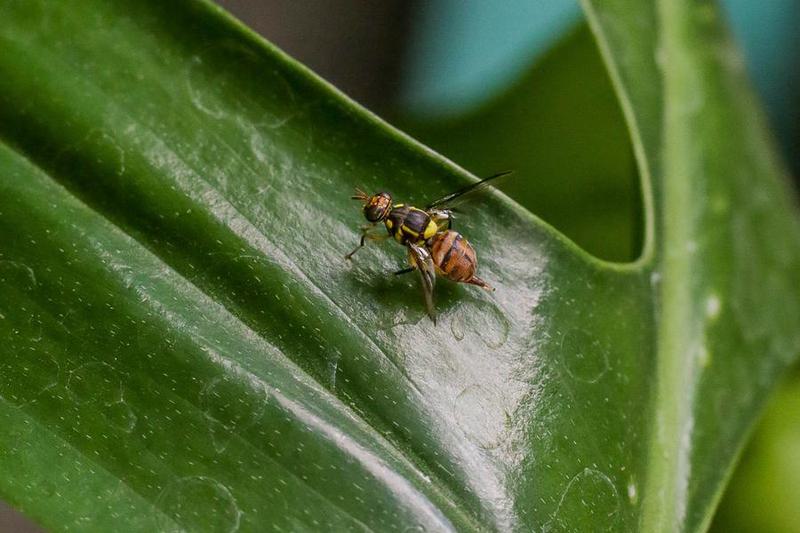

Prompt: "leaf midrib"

[581,0,703,530]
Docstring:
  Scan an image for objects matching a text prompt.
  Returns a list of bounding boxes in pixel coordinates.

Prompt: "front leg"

[345,225,387,260]
[345,232,368,260]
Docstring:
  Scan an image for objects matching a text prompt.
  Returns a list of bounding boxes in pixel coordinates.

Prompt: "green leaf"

[0,1,798,532]
[582,1,800,529]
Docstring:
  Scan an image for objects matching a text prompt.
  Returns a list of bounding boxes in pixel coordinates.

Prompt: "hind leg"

[392,247,422,275]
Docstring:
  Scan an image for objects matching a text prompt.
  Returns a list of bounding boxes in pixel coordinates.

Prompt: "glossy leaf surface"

[0,0,798,531]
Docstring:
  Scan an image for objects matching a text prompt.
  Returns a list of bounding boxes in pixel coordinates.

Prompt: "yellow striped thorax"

[385,204,439,245]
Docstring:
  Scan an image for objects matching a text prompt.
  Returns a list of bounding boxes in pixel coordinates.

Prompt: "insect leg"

[393,267,415,276]
[345,226,387,260]
[345,233,368,260]
[444,209,457,230]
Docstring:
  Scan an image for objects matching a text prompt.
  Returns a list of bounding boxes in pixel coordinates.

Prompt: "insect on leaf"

[0,0,798,531]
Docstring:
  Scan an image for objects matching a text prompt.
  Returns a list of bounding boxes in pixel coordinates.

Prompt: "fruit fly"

[346,171,510,323]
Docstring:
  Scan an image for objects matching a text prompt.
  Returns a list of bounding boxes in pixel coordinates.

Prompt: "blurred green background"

[2,0,797,530]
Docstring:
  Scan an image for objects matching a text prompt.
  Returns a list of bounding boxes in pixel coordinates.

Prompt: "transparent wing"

[425,170,513,211]
[408,243,437,324]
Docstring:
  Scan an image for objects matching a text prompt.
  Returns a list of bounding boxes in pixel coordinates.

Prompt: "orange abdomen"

[430,230,478,281]
[429,230,492,290]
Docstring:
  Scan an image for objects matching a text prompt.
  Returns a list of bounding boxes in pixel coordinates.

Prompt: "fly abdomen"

[431,230,474,281]
[430,230,492,290]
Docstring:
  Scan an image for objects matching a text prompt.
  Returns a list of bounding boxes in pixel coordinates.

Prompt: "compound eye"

[364,193,391,221]
[364,205,381,222]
